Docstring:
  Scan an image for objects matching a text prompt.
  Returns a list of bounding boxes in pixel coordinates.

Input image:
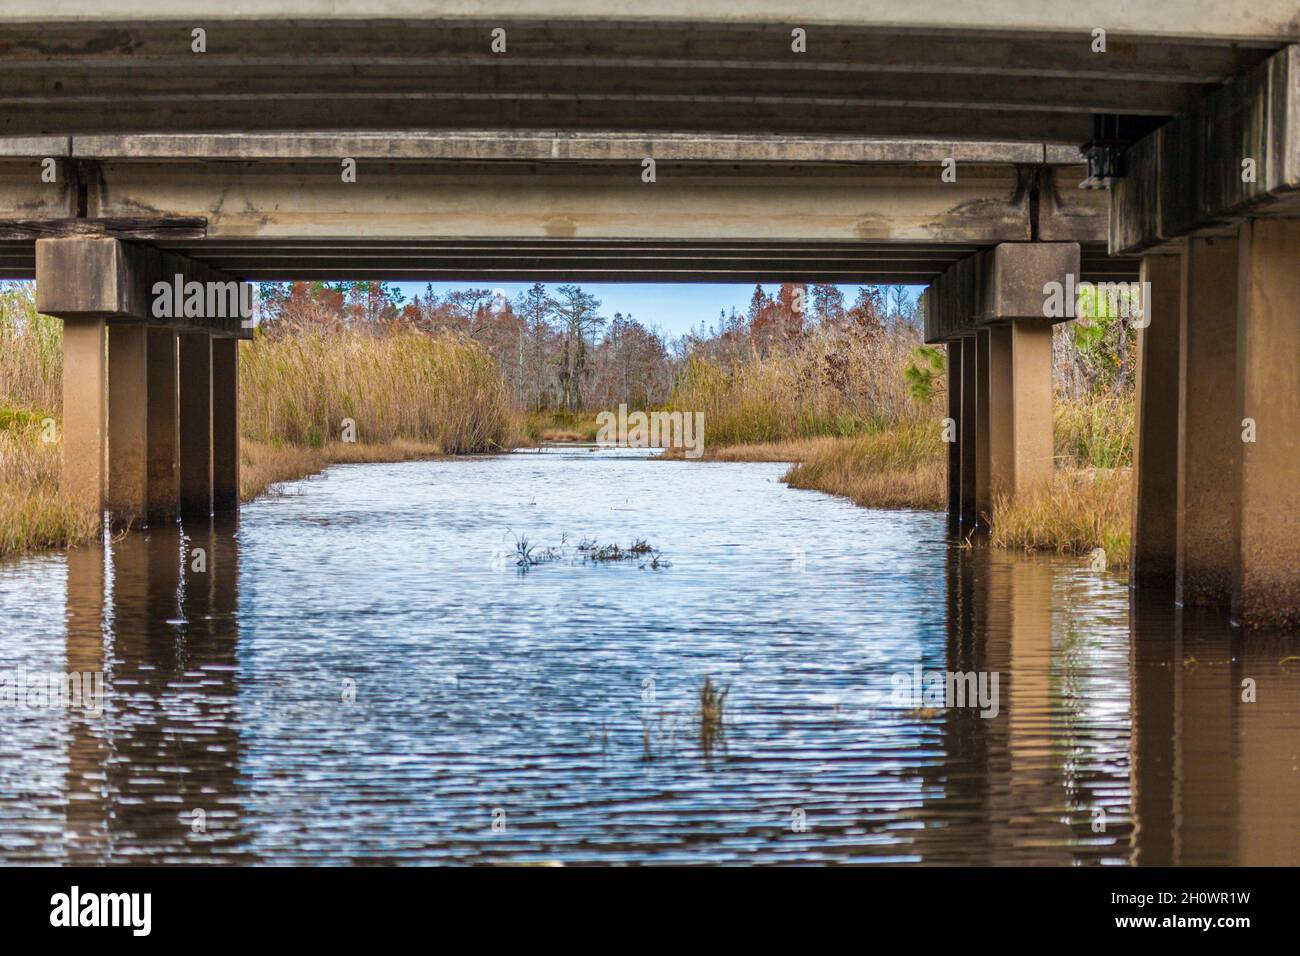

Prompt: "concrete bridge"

[0,4,1297,627]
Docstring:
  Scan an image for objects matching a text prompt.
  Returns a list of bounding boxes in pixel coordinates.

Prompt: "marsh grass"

[518,409,602,444]
[990,468,1132,569]
[0,428,99,559]
[670,325,927,448]
[697,676,729,756]
[782,420,947,510]
[240,326,516,453]
[1055,389,1134,470]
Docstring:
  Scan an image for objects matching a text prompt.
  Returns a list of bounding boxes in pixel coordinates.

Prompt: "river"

[1,446,1296,864]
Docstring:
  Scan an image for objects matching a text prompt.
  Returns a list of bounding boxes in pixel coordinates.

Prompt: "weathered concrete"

[1111,46,1300,256]
[985,325,1015,496]
[959,337,978,533]
[1235,218,1300,629]
[1008,320,1056,492]
[63,133,1069,166]
[1130,254,1182,588]
[974,330,992,529]
[106,325,149,526]
[923,241,1081,343]
[178,333,213,518]
[32,237,250,337]
[59,318,105,515]
[946,339,962,534]
[211,338,240,513]
[1176,237,1239,608]
[930,243,1063,533]
[145,327,179,526]
[3,8,1291,141]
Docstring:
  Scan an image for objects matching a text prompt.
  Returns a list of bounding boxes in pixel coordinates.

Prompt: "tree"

[550,284,605,411]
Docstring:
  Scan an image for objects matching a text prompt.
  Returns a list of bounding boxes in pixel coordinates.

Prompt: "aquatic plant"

[697,676,730,756]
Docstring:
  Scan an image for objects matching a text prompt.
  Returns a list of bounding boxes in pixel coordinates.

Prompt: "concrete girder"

[34,237,251,338]
[1111,45,1300,255]
[922,241,1080,342]
[0,9,1292,140]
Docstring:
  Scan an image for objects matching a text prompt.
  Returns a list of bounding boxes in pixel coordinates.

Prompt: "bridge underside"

[2,5,1297,628]
[0,6,1291,141]
[0,133,1134,283]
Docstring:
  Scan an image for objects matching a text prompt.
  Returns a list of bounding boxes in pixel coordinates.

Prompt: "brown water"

[0,447,1297,865]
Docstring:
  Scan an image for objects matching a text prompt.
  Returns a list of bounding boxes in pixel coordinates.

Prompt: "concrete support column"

[106,325,148,526]
[178,332,213,518]
[946,338,963,534]
[1009,319,1055,491]
[60,318,106,515]
[146,328,179,525]
[1235,219,1300,629]
[973,329,992,529]
[1176,237,1239,608]
[211,338,240,512]
[985,325,1015,498]
[1131,254,1182,589]
[959,335,978,532]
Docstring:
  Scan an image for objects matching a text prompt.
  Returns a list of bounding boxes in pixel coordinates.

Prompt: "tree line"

[255,280,922,412]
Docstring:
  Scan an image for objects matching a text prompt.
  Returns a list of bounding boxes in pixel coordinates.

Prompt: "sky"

[392,282,924,339]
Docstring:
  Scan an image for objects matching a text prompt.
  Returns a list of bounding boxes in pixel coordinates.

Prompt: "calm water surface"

[1,447,1297,864]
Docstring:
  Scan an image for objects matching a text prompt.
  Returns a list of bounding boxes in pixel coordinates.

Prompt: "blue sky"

[393,282,923,339]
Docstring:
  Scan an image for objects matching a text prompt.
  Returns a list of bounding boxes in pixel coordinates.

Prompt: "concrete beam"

[2,3,1295,40]
[1111,45,1300,255]
[58,317,105,516]
[959,338,978,534]
[211,338,239,513]
[145,327,180,525]
[946,340,962,534]
[79,160,1041,245]
[923,241,1080,342]
[33,236,249,337]
[106,324,149,526]
[60,132,1067,165]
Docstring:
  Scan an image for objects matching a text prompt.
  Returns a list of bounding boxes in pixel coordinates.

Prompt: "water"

[1,447,1297,865]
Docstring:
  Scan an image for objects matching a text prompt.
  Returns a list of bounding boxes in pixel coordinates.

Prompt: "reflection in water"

[0,447,1296,864]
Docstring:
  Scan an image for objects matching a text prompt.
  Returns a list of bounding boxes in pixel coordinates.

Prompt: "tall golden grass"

[240,326,516,453]
[783,421,947,510]
[670,325,926,447]
[990,469,1132,568]
[1054,388,1134,470]
[0,428,100,558]
[0,283,60,419]
[1,285,521,558]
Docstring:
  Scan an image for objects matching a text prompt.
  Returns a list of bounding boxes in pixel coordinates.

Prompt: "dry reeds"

[240,326,516,453]
[670,323,929,448]
[989,468,1132,568]
[782,421,947,510]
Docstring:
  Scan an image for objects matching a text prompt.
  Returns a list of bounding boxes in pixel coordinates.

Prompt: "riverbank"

[0,299,520,559]
[676,424,1132,569]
